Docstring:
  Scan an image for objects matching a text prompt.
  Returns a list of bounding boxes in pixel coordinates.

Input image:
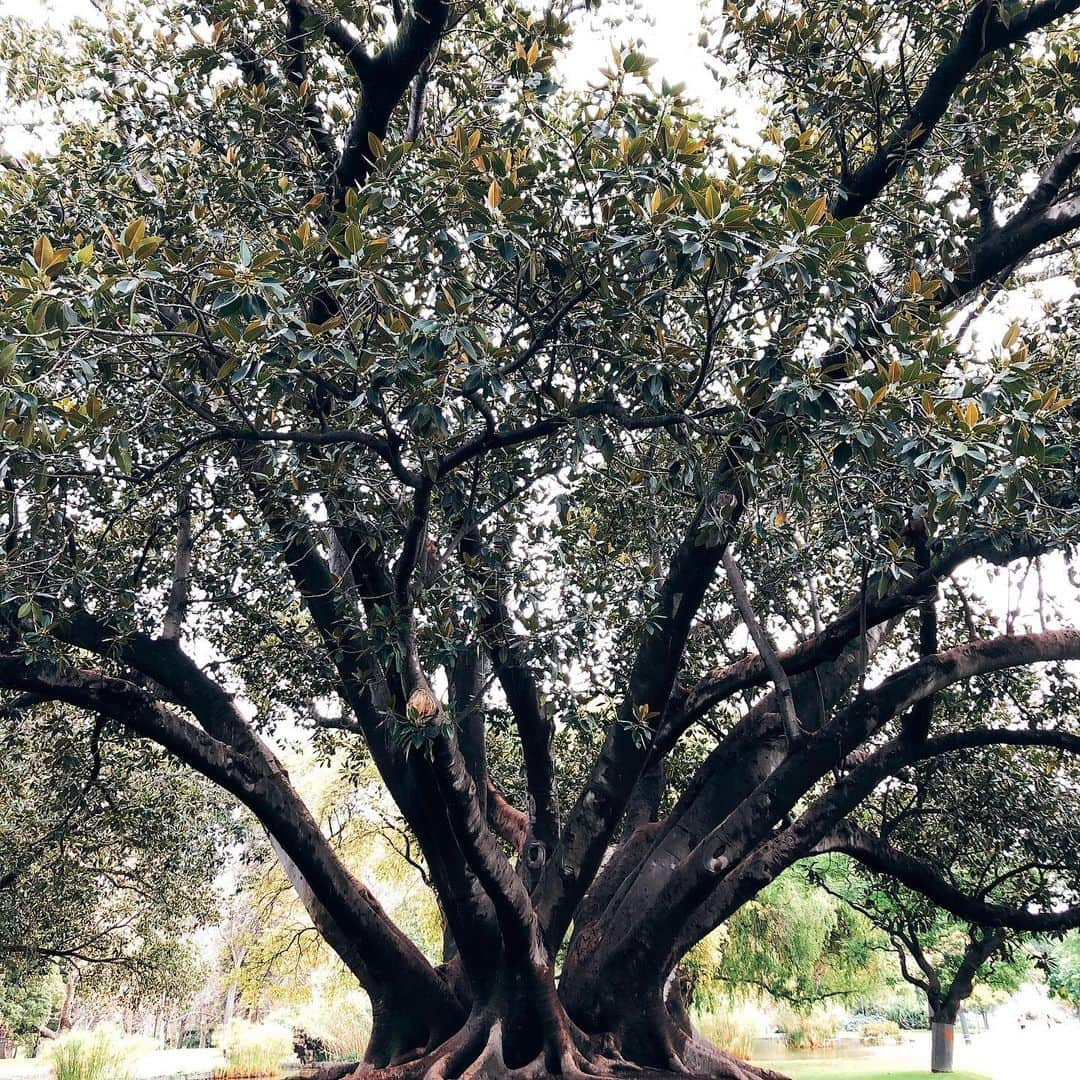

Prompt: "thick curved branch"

[833,1,1080,219]
[950,191,1080,299]
[821,822,1080,933]
[463,529,559,886]
[0,652,462,1025]
[0,655,234,783]
[1017,124,1080,219]
[943,927,1007,1012]
[533,476,740,953]
[668,529,1051,749]
[430,724,546,964]
[647,631,1080,968]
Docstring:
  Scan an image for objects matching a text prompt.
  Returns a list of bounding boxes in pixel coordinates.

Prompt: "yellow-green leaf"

[32,236,54,270]
[123,218,146,250]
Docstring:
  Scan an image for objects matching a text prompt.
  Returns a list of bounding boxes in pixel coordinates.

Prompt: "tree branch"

[285,0,373,78]
[161,487,193,641]
[1016,123,1080,219]
[533,476,740,952]
[463,528,559,886]
[722,546,802,745]
[282,1,339,169]
[333,0,449,199]
[668,529,1053,749]
[822,822,1080,934]
[0,650,462,1031]
[651,633,1080,968]
[833,0,1080,219]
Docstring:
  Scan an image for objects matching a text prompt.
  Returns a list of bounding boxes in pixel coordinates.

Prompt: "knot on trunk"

[405,687,441,726]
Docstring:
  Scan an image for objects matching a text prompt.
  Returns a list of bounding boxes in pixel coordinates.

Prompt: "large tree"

[3,2,1080,1077]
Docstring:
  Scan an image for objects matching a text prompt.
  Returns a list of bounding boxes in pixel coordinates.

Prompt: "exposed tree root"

[285,1023,789,1080]
[674,1036,788,1080]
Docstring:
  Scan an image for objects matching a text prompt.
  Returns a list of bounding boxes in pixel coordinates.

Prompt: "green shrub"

[214,1019,292,1078]
[692,1002,764,1060]
[777,1004,844,1049]
[858,1018,902,1044]
[43,1026,135,1080]
[883,1001,930,1029]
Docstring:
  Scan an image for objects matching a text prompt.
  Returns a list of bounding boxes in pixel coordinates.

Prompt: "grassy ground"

[755,1060,989,1080]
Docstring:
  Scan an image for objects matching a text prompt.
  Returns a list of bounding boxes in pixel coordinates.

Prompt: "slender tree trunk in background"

[223,982,237,1027]
[958,1007,971,1044]
[57,965,78,1032]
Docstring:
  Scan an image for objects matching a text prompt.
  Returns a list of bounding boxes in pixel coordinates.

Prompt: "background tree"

[816,872,1028,1073]
[4,2,1080,1078]
[1045,931,1080,1015]
[693,870,893,1016]
[0,964,62,1058]
[810,654,1080,1072]
[0,704,233,1031]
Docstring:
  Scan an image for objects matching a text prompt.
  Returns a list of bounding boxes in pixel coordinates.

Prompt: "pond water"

[752,1033,903,1061]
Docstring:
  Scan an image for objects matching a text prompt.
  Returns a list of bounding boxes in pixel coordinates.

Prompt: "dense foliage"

[0,707,232,970]
[3,2,1080,1078]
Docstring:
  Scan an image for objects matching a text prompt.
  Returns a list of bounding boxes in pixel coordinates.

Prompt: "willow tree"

[3,1,1080,1077]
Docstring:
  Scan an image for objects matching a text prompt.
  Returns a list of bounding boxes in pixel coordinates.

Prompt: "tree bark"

[930,1010,956,1074]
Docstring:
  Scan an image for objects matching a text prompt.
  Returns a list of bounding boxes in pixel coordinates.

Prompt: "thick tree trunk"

[287,954,788,1080]
[928,995,964,1074]
[930,1012,957,1073]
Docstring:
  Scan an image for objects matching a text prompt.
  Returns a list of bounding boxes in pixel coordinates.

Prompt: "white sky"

[17,0,719,95]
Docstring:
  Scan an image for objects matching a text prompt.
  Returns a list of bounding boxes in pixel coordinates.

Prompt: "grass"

[756,1060,990,1080]
[42,1029,134,1080]
[213,1020,292,1078]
